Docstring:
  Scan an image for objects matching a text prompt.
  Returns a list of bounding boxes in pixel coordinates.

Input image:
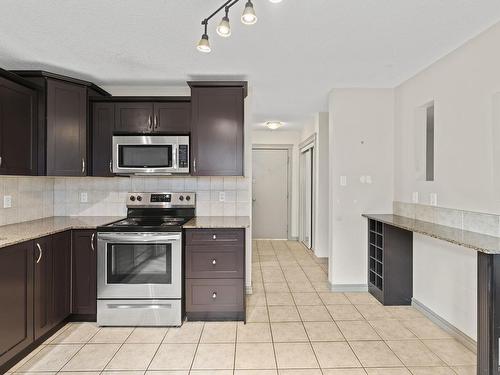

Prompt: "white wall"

[252,129,301,238]
[328,89,394,289]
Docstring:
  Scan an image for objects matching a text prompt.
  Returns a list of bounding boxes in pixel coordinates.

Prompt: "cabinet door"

[52,231,71,324]
[115,102,153,133]
[0,77,37,175]
[92,102,115,176]
[72,230,97,315]
[0,241,33,368]
[153,102,190,134]
[191,87,244,176]
[46,79,87,176]
[34,235,53,340]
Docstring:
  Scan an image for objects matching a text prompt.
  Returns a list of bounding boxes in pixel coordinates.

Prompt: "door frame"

[299,134,317,250]
[252,144,293,240]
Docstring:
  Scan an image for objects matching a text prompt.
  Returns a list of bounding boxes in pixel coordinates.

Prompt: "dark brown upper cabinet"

[189,82,246,176]
[12,71,110,176]
[0,241,34,369]
[72,230,97,316]
[0,70,38,175]
[113,99,191,134]
[92,102,115,177]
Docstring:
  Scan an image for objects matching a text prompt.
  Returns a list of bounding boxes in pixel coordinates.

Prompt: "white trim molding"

[330,283,368,292]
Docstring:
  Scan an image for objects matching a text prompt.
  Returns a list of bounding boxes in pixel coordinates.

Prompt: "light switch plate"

[340,176,347,186]
[3,195,12,208]
[412,192,419,204]
[219,192,225,202]
[80,192,88,203]
[430,193,438,206]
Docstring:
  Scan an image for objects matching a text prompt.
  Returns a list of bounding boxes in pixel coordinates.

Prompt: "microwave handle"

[173,144,178,170]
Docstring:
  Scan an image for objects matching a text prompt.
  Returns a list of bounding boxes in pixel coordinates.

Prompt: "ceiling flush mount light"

[197,0,280,52]
[266,121,284,130]
[241,0,257,25]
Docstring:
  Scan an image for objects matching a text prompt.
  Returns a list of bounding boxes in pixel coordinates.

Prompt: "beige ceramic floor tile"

[126,327,168,343]
[192,343,235,370]
[292,292,323,305]
[318,292,351,305]
[326,305,364,321]
[43,324,72,344]
[344,292,380,305]
[288,282,315,293]
[349,341,403,367]
[269,305,301,322]
[262,269,286,283]
[145,370,189,374]
[8,343,47,372]
[365,369,411,375]
[18,344,83,372]
[50,323,99,344]
[278,370,322,375]
[386,340,444,367]
[247,305,270,322]
[235,370,278,375]
[237,322,272,342]
[267,292,295,306]
[408,367,456,374]
[401,319,453,340]
[274,342,319,369]
[163,322,204,343]
[201,322,237,343]
[88,327,133,343]
[386,306,425,320]
[60,372,102,375]
[311,341,361,368]
[355,304,393,320]
[322,370,367,375]
[271,322,308,342]
[368,319,417,340]
[149,343,197,370]
[265,283,290,293]
[297,305,332,321]
[247,293,267,306]
[451,366,476,375]
[190,371,233,375]
[311,281,332,292]
[337,320,381,341]
[105,343,159,370]
[235,343,277,369]
[422,339,476,366]
[62,343,120,371]
[303,321,344,341]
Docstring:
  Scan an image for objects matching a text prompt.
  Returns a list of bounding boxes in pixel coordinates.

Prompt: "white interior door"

[252,148,288,239]
[300,147,314,249]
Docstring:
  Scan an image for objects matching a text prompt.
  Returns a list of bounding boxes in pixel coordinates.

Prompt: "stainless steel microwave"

[112,135,189,175]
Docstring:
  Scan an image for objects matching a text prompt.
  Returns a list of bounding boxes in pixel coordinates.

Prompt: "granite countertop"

[0,216,123,249]
[363,213,500,254]
[183,216,251,229]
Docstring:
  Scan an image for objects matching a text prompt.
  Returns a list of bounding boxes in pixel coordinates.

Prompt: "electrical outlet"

[219,192,225,202]
[412,192,419,204]
[366,175,372,184]
[3,195,12,208]
[430,193,438,206]
[80,192,88,203]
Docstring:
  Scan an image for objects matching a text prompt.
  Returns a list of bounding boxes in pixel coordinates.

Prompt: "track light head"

[197,33,211,53]
[241,0,257,25]
[217,10,231,37]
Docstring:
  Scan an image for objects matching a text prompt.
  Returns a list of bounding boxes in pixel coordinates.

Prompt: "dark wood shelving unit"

[367,218,413,305]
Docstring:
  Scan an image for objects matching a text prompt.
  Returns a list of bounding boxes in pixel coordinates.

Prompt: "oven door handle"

[97,233,181,243]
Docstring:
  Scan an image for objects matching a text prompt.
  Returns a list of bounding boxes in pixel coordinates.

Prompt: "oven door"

[97,232,182,299]
[112,136,178,175]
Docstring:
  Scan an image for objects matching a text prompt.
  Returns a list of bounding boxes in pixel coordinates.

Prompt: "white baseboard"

[245,285,253,295]
[330,283,368,292]
[412,298,476,354]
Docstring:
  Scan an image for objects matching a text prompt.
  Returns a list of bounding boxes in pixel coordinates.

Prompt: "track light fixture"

[197,0,282,52]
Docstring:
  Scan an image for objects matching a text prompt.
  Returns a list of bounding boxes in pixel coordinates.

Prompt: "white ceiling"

[1,0,500,131]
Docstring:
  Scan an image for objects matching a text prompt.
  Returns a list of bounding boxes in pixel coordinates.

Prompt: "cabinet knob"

[212,234,217,240]
[212,259,217,265]
[212,292,217,299]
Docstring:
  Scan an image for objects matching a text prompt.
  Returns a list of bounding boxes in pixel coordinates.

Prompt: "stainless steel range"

[96,192,196,326]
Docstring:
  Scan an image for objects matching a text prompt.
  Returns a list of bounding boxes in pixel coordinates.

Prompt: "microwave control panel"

[178,145,189,169]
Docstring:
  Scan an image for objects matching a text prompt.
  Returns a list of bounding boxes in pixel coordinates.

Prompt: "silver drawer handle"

[212,292,217,299]
[212,234,217,240]
[81,158,86,174]
[212,259,217,265]
[109,160,113,173]
[91,233,95,252]
[36,243,43,264]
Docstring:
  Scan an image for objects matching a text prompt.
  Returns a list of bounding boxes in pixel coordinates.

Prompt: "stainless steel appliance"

[97,192,196,326]
[112,135,189,175]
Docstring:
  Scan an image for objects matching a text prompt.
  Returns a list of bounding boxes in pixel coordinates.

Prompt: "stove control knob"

[179,195,184,201]
[186,195,191,201]
[137,196,142,202]
[129,195,136,202]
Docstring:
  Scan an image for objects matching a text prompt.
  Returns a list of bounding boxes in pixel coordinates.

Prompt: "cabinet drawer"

[185,229,244,246]
[186,246,244,279]
[186,279,244,313]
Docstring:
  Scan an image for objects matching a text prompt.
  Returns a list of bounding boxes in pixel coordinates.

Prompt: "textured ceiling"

[1,0,500,130]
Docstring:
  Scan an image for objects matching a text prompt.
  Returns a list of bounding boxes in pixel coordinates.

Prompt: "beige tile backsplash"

[394,201,500,237]
[0,176,251,226]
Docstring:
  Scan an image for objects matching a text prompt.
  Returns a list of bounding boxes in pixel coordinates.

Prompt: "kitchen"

[2,1,500,374]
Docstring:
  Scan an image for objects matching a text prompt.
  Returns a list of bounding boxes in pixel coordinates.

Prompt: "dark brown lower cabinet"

[185,228,245,321]
[34,235,53,339]
[72,230,97,316]
[52,231,72,324]
[0,241,34,368]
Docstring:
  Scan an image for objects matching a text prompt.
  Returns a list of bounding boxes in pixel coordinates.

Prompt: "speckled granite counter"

[363,213,500,254]
[0,216,123,249]
[183,216,250,229]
